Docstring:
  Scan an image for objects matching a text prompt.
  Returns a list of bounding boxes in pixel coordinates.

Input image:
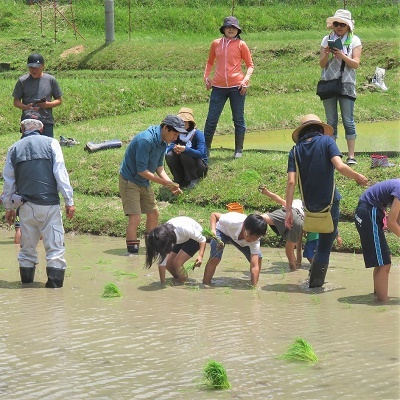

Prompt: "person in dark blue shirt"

[285,114,368,288]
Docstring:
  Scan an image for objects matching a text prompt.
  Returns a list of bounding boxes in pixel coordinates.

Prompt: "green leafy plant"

[102,282,122,298]
[281,338,318,362]
[202,360,231,390]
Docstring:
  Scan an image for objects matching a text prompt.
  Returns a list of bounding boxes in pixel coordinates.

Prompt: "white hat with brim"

[326,9,354,31]
[292,114,334,143]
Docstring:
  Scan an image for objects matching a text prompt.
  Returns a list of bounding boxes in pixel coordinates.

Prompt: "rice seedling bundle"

[182,261,196,274]
[101,282,122,298]
[202,228,224,249]
[202,360,231,390]
[281,338,318,362]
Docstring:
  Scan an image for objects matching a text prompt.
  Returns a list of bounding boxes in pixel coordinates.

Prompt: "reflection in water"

[0,229,399,399]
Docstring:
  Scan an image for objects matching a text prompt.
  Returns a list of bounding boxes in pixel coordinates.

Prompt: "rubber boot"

[309,261,329,288]
[45,267,65,288]
[234,134,245,158]
[205,135,213,157]
[126,240,140,254]
[19,266,36,284]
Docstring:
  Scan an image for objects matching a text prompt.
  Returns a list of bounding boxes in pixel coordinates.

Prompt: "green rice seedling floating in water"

[102,282,122,298]
[202,359,231,390]
[281,338,318,362]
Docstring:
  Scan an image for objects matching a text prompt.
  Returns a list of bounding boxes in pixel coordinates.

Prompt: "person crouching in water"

[202,212,267,287]
[145,216,207,284]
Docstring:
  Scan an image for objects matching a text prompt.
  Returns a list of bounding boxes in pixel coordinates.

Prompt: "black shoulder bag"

[316,60,345,101]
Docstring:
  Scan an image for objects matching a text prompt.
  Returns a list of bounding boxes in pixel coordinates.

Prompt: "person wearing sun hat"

[284,114,368,288]
[203,16,254,159]
[12,53,63,138]
[319,9,362,166]
[165,107,208,190]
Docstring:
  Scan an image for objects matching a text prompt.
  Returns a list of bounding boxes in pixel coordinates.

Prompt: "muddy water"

[0,228,399,399]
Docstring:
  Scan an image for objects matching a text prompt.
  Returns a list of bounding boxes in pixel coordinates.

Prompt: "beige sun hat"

[326,9,354,31]
[292,114,334,143]
[177,107,196,125]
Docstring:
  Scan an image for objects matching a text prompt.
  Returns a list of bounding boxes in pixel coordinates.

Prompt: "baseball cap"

[161,115,187,133]
[27,53,44,68]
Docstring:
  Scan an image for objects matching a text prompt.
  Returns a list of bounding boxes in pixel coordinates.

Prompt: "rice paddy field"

[0,228,398,399]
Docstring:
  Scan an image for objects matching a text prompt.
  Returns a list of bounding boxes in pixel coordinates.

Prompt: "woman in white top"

[145,216,207,284]
[319,9,362,165]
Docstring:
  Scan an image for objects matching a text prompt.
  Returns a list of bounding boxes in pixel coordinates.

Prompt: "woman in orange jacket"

[203,16,254,159]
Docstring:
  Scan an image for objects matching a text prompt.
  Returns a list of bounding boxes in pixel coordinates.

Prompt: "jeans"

[204,86,246,146]
[323,96,357,140]
[42,124,54,138]
[314,200,340,265]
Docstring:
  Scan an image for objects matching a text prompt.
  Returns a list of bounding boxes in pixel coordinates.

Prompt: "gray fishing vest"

[10,132,59,205]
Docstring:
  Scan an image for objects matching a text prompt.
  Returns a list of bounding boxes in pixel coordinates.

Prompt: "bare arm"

[387,198,400,237]
[285,171,296,229]
[334,45,362,69]
[259,186,286,207]
[331,156,368,185]
[139,167,182,194]
[210,212,222,236]
[249,253,261,287]
[194,241,207,267]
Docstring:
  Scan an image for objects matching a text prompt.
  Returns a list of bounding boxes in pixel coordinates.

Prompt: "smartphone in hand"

[328,38,343,51]
[33,97,46,104]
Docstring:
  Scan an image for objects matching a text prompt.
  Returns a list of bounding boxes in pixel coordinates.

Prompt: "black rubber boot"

[126,240,140,254]
[205,135,213,157]
[19,266,36,284]
[45,268,65,288]
[234,134,245,158]
[309,262,329,288]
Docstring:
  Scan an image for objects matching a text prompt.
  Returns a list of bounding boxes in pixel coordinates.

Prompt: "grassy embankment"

[0,1,399,255]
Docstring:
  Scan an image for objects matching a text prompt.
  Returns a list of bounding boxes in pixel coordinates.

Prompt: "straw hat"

[326,9,354,31]
[177,107,196,125]
[292,114,333,143]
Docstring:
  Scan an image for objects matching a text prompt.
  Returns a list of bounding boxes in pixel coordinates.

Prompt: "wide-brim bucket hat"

[177,107,196,125]
[326,9,354,31]
[292,114,333,143]
[219,16,242,34]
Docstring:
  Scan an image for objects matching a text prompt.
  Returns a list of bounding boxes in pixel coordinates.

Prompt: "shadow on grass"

[337,294,400,306]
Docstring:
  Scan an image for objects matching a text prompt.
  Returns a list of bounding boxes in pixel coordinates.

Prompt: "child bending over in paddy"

[145,216,207,285]
[202,212,267,287]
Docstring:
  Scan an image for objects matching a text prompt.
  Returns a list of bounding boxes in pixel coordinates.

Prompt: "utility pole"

[104,0,115,44]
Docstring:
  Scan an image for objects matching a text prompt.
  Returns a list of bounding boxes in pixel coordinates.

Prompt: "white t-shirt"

[217,212,260,255]
[167,216,206,244]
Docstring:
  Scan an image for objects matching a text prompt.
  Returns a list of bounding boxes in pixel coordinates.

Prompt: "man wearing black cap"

[12,53,63,138]
[119,115,185,254]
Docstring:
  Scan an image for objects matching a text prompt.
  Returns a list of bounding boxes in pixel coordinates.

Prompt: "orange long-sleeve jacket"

[204,37,254,88]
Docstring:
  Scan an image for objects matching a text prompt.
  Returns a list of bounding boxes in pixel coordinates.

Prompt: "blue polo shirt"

[120,125,166,187]
[287,134,342,211]
[360,179,400,209]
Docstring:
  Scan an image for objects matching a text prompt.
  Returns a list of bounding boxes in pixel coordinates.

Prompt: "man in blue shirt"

[119,115,185,254]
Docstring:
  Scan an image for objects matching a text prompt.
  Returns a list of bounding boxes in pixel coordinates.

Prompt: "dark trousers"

[165,152,208,186]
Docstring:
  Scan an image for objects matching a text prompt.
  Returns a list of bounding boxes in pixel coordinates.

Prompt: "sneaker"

[234,151,243,159]
[346,157,357,165]
[186,179,199,190]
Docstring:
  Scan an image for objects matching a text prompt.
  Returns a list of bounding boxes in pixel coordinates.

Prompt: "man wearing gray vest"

[2,114,75,288]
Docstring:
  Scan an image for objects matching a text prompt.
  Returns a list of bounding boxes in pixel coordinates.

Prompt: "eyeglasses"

[333,21,347,28]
